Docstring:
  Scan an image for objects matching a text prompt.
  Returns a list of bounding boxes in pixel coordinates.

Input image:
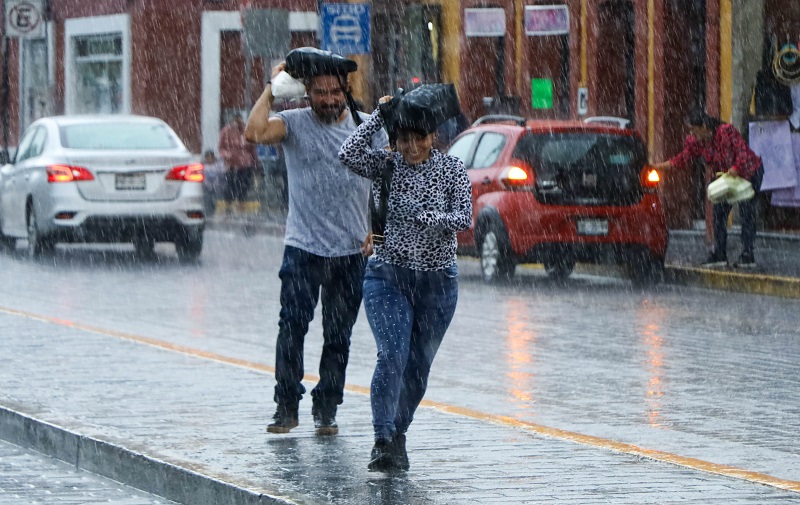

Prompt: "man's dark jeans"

[712,167,763,258]
[274,246,366,412]
[363,258,459,441]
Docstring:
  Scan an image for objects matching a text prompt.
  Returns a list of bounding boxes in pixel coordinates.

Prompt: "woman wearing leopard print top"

[339,87,472,473]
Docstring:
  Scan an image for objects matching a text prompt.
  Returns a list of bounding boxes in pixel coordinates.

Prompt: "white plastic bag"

[707,172,754,204]
[271,71,306,100]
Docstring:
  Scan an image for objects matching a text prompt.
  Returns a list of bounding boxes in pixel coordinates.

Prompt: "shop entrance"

[372,4,443,99]
[662,0,707,227]
[462,35,506,120]
[594,0,635,123]
[526,32,570,119]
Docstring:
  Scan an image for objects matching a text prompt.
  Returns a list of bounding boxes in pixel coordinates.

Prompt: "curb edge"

[0,406,297,505]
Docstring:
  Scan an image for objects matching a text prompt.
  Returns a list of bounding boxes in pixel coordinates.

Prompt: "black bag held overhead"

[284,47,363,127]
[380,83,461,139]
[284,47,358,80]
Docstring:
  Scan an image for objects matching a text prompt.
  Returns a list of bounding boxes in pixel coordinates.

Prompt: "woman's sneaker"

[391,434,409,471]
[368,439,398,472]
[734,253,756,269]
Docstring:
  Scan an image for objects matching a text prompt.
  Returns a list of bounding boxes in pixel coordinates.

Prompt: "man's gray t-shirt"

[277,107,388,257]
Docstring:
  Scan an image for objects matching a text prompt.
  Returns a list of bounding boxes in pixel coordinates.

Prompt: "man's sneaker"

[312,406,339,436]
[734,253,756,269]
[266,404,298,434]
[700,254,727,268]
[368,439,398,472]
[390,433,409,471]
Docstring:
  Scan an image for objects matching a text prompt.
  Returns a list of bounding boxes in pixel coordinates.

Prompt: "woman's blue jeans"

[363,258,459,441]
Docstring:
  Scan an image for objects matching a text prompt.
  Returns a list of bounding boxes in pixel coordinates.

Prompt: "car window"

[447,132,477,167]
[516,133,645,175]
[60,122,178,150]
[15,127,46,163]
[471,132,507,169]
[28,128,48,158]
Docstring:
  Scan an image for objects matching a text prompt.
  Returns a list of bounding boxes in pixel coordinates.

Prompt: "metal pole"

[1,0,9,161]
[1,39,8,162]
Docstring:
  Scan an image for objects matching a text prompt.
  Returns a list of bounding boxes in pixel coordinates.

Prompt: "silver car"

[0,115,205,261]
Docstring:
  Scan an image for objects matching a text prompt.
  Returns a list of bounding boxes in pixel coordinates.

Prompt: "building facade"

[1,0,799,230]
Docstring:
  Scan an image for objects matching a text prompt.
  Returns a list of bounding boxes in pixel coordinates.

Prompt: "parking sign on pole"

[5,0,45,39]
[321,3,370,55]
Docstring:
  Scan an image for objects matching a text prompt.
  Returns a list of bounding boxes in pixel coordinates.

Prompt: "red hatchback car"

[448,115,667,284]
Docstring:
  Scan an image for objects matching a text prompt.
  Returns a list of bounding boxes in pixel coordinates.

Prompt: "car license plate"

[115,173,146,190]
[577,219,609,236]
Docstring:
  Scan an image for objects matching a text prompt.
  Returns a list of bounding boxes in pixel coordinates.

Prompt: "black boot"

[368,439,398,472]
[312,404,338,436]
[391,433,409,471]
[266,403,298,434]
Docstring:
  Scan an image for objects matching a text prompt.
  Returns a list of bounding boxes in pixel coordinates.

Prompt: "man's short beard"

[313,103,347,123]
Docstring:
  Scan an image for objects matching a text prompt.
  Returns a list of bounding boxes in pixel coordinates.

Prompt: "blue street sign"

[321,3,371,55]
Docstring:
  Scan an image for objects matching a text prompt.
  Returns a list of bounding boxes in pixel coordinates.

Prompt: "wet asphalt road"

[1,229,799,500]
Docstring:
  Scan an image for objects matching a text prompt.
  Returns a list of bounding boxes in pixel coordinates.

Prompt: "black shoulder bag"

[370,159,394,245]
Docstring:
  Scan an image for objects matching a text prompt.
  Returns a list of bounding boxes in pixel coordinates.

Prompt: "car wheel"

[133,235,156,259]
[544,256,575,280]
[628,253,665,286]
[27,204,54,258]
[175,230,203,264]
[478,221,515,283]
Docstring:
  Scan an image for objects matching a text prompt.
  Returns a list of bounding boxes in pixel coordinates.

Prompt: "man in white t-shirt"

[246,52,388,436]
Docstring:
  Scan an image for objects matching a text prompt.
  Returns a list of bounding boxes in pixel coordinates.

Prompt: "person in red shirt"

[218,114,258,216]
[655,112,763,268]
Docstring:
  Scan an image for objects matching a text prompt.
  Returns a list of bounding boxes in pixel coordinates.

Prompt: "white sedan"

[0,115,205,262]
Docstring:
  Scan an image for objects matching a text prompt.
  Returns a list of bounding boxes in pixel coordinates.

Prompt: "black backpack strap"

[336,74,362,126]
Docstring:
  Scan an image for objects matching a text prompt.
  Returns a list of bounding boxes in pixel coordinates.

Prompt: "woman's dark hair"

[687,111,724,132]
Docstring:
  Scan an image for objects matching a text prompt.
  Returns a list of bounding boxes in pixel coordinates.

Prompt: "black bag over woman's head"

[380,84,461,140]
[284,47,358,80]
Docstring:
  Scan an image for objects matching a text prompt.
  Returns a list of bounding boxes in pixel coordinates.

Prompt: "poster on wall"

[749,120,797,191]
[464,8,506,37]
[531,79,554,109]
[525,5,569,36]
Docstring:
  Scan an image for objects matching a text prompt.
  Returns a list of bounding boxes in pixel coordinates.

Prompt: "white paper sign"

[749,120,797,191]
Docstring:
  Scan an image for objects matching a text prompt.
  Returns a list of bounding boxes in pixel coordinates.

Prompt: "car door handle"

[481,177,491,186]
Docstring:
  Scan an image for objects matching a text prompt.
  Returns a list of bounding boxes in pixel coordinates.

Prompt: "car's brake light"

[47,165,94,183]
[641,166,660,191]
[500,160,535,189]
[166,163,204,182]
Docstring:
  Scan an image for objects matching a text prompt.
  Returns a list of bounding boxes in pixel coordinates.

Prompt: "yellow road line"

[3,305,799,493]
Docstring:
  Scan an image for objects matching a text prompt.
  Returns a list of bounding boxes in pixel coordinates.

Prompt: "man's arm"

[245,63,287,145]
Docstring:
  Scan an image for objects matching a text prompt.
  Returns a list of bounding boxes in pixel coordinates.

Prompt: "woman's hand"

[379,95,393,104]
[361,232,374,257]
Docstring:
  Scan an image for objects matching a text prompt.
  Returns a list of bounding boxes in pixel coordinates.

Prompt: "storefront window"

[73,34,123,114]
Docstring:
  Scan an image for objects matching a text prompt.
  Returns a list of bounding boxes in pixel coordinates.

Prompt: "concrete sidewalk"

[207,210,800,298]
[2,310,799,504]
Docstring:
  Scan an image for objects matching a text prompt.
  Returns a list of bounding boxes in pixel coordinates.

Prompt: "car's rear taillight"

[499,160,535,190]
[166,163,204,182]
[641,166,660,192]
[47,165,94,183]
